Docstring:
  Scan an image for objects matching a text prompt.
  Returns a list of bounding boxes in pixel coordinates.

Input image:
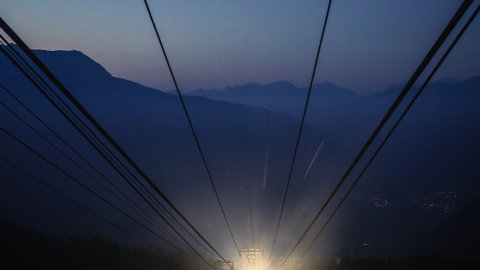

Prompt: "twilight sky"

[1,0,479,93]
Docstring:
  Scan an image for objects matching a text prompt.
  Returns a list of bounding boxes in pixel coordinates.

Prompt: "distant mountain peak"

[233,82,259,88]
[267,80,297,88]
[312,81,357,98]
[319,81,337,88]
[32,48,113,82]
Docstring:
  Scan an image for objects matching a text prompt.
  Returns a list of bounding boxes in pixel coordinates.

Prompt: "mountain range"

[0,47,479,259]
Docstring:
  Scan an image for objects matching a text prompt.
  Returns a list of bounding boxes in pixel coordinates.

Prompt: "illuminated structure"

[215,260,235,270]
[240,248,264,270]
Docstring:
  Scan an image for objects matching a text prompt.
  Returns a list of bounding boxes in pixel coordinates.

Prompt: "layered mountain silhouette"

[188,76,480,258]
[0,47,349,254]
[0,47,479,259]
[188,77,480,150]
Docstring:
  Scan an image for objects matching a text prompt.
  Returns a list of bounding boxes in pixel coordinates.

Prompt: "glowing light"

[240,248,265,270]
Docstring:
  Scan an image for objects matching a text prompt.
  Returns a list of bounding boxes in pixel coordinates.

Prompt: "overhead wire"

[0,127,187,253]
[0,156,174,251]
[278,0,474,265]
[142,0,242,257]
[0,36,144,201]
[0,46,216,268]
[0,24,222,266]
[301,1,480,257]
[0,35,158,210]
[0,80,173,239]
[0,126,216,267]
[1,0,472,265]
[0,94,181,241]
[0,37,159,228]
[0,39,206,250]
[269,0,333,260]
[0,17,231,265]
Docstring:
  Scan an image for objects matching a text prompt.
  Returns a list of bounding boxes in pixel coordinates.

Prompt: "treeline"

[304,255,480,270]
[0,218,209,270]
[3,217,480,270]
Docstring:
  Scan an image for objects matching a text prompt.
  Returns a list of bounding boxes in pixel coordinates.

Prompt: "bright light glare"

[240,248,265,270]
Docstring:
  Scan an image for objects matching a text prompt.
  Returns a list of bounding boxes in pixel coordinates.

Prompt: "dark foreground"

[303,255,480,270]
[2,218,479,270]
[0,218,206,270]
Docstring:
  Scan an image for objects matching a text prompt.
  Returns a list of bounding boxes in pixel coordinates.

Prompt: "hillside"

[0,47,350,253]
[1,47,479,258]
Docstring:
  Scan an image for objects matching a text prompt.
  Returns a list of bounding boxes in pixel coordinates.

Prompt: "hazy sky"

[1,0,479,93]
